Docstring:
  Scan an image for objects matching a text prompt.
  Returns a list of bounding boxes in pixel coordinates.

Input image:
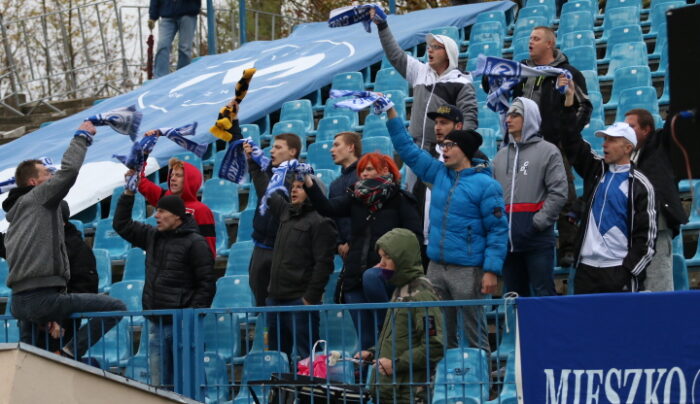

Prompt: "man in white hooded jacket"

[370,9,478,153]
[493,97,568,296]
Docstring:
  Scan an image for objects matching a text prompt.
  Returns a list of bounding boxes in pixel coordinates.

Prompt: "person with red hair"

[304,152,422,350]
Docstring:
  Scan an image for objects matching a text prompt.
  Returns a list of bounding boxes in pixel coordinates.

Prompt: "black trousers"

[248,245,273,307]
[574,263,638,294]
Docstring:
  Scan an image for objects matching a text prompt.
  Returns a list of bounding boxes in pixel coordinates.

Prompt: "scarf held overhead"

[158,122,207,158]
[330,90,395,115]
[85,105,143,141]
[259,159,314,216]
[218,137,271,184]
[328,3,387,33]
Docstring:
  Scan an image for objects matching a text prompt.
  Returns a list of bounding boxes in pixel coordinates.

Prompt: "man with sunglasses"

[493,97,568,296]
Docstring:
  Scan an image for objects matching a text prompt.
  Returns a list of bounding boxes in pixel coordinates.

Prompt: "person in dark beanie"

[3,121,126,360]
[384,104,508,355]
[114,179,216,389]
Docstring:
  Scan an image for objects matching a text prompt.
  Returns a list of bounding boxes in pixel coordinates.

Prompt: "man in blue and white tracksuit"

[385,105,508,352]
[559,79,657,294]
[493,98,568,296]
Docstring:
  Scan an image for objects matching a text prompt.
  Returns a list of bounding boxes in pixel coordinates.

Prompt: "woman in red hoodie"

[138,158,217,258]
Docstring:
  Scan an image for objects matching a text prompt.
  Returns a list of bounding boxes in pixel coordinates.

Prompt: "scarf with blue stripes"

[328,4,386,33]
[260,159,314,216]
[218,137,270,184]
[85,105,143,141]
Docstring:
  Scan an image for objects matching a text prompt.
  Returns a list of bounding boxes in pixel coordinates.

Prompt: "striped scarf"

[352,174,396,213]
[86,105,142,141]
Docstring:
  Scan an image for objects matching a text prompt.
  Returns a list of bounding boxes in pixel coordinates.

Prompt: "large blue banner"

[0,2,514,225]
[518,291,700,404]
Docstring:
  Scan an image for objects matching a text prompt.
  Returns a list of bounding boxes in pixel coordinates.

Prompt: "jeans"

[154,15,197,78]
[502,247,556,297]
[344,268,394,350]
[11,287,126,358]
[265,297,319,363]
[149,321,174,389]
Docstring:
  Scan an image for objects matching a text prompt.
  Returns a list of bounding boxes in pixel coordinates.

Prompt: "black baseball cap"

[427,104,463,123]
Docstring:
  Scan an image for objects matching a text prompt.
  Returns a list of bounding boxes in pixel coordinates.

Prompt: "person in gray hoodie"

[3,121,126,359]
[370,9,478,153]
[493,97,568,296]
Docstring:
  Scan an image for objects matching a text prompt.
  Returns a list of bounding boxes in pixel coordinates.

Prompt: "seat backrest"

[108,280,145,311]
[561,30,596,51]
[433,348,490,403]
[242,351,290,383]
[212,275,254,309]
[203,313,241,361]
[0,259,10,297]
[240,124,261,144]
[108,186,146,220]
[315,116,352,143]
[122,247,146,282]
[581,69,600,94]
[172,152,204,175]
[430,26,462,43]
[225,241,255,276]
[650,1,685,33]
[466,41,503,71]
[324,97,359,128]
[518,5,553,25]
[373,68,409,95]
[202,352,230,402]
[280,99,314,133]
[319,309,361,356]
[469,21,505,45]
[513,16,548,38]
[561,0,596,20]
[92,248,112,293]
[558,11,595,36]
[202,178,240,217]
[213,212,230,256]
[384,90,407,120]
[615,86,660,121]
[362,136,394,157]
[236,209,255,242]
[672,253,689,291]
[307,140,336,170]
[476,10,507,27]
[602,6,641,33]
[511,35,531,61]
[604,25,644,59]
[93,218,130,260]
[605,0,641,13]
[314,169,340,186]
[332,72,365,92]
[587,91,605,122]
[609,65,652,106]
[563,45,597,72]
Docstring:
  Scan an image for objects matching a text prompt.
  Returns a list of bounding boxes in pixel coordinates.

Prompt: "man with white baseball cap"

[559,79,657,294]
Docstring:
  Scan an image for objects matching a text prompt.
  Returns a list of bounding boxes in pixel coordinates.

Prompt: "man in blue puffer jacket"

[149,0,201,78]
[385,106,508,352]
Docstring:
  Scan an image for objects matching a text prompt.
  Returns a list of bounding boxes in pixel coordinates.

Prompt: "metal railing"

[0,299,517,403]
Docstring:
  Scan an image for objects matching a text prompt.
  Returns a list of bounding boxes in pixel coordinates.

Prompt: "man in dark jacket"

[560,79,657,294]
[625,108,688,291]
[245,142,337,361]
[148,0,200,78]
[329,132,361,262]
[3,121,126,359]
[114,189,216,388]
[249,133,301,307]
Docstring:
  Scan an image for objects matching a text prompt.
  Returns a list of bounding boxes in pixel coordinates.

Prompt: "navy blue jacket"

[329,161,358,245]
[149,0,200,20]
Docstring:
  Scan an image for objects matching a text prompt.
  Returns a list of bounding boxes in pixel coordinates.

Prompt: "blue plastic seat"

[363,113,388,130]
[561,0,596,22]
[614,86,660,122]
[519,5,554,25]
[107,186,146,220]
[225,241,254,276]
[0,258,11,298]
[324,97,360,130]
[363,125,390,138]
[650,1,684,35]
[202,351,231,402]
[314,169,340,189]
[485,353,517,404]
[72,202,101,231]
[512,16,548,42]
[307,140,336,171]
[469,21,506,46]
[92,248,112,293]
[602,25,644,61]
[319,309,361,357]
[204,313,242,364]
[362,136,394,157]
[433,348,490,404]
[526,0,557,14]
[271,120,308,152]
[587,92,605,122]
[475,79,489,103]
[253,114,271,139]
[466,41,503,71]
[559,29,595,49]
[581,69,600,94]
[606,65,652,109]
[173,152,204,174]
[672,254,689,291]
[214,212,231,257]
[605,0,641,12]
[654,42,668,77]
[681,182,700,231]
[236,209,255,243]
[581,118,606,155]
[0,317,19,343]
[601,7,641,39]
[373,68,409,95]
[93,218,130,261]
[315,116,352,143]
[240,124,261,144]
[558,11,595,36]
[332,72,365,92]
[650,22,668,59]
[384,90,408,120]
[563,45,597,72]
[280,99,314,134]
[122,247,146,282]
[202,178,240,220]
[232,351,290,404]
[109,280,144,312]
[431,26,462,43]
[84,318,134,370]
[476,10,507,27]
[510,35,531,62]
[658,73,670,105]
[212,276,255,320]
[69,219,85,238]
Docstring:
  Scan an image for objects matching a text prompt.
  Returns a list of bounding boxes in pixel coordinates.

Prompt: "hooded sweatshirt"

[378,22,478,149]
[371,228,444,404]
[3,136,89,292]
[493,97,568,252]
[139,161,216,257]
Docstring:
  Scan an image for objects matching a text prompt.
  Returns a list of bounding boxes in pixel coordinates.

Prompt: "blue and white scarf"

[86,105,143,141]
[470,56,571,114]
[330,90,394,115]
[112,135,159,170]
[0,157,58,194]
[328,3,386,33]
[218,137,271,184]
[260,159,314,216]
[158,122,207,158]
